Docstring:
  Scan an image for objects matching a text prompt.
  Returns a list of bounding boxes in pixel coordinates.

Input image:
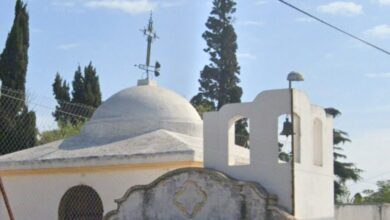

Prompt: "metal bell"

[280,118,293,137]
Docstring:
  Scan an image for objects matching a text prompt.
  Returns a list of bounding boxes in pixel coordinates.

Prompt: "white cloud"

[57,43,79,50]
[377,0,390,6]
[159,0,186,8]
[365,24,390,39]
[255,0,267,5]
[237,20,264,27]
[364,72,390,78]
[317,1,363,16]
[295,17,314,23]
[85,0,156,14]
[237,53,257,60]
[51,0,77,7]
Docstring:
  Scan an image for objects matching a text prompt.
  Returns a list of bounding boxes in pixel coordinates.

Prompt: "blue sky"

[0,0,389,195]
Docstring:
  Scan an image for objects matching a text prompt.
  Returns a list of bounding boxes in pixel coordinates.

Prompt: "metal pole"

[0,177,15,220]
[289,82,295,216]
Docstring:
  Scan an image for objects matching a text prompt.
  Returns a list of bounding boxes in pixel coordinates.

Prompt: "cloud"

[237,53,257,60]
[255,0,267,5]
[85,0,156,14]
[295,17,314,23]
[365,24,390,39]
[377,0,390,6]
[51,0,77,7]
[365,105,390,113]
[364,72,390,78]
[317,1,363,16]
[159,0,186,8]
[237,20,264,27]
[56,43,79,50]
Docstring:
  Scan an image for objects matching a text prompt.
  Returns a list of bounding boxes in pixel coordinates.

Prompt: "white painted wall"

[0,168,178,220]
[203,89,334,220]
[335,204,390,220]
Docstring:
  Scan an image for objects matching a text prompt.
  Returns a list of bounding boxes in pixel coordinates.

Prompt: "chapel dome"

[80,81,203,142]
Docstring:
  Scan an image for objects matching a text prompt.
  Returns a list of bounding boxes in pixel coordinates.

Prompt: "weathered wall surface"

[0,167,182,220]
[105,168,293,220]
[335,204,390,220]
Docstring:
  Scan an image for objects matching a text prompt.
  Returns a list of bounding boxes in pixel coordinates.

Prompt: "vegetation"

[191,0,248,146]
[353,180,390,204]
[0,0,37,154]
[38,123,83,145]
[191,0,242,113]
[53,62,101,125]
[325,108,362,202]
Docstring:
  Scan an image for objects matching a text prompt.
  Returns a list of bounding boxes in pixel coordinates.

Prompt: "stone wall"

[335,204,390,220]
[104,168,293,220]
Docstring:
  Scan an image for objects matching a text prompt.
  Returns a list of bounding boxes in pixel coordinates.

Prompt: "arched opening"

[313,118,323,166]
[228,116,250,166]
[58,185,103,220]
[278,114,301,163]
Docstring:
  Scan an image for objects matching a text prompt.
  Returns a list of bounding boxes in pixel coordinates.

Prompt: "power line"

[278,0,390,56]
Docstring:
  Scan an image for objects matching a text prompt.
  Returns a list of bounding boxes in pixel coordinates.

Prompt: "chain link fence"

[0,85,95,155]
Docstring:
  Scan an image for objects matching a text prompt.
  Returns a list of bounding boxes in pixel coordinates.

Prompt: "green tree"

[191,0,242,113]
[52,73,71,125]
[83,62,102,108]
[325,108,362,202]
[71,65,85,105]
[358,180,390,203]
[0,0,36,154]
[53,63,100,127]
[191,0,248,146]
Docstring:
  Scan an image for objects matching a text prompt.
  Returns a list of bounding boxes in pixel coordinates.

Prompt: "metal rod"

[289,85,295,216]
[0,177,15,220]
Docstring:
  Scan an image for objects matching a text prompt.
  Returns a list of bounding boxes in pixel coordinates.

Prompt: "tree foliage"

[354,180,390,204]
[38,123,83,145]
[191,0,242,114]
[53,62,101,126]
[325,107,362,201]
[191,0,248,146]
[0,0,37,154]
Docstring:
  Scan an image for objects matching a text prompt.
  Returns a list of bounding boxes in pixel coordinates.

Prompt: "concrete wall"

[0,167,178,220]
[203,89,334,220]
[335,204,390,220]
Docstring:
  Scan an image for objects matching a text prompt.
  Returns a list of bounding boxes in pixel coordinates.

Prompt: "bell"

[280,118,293,137]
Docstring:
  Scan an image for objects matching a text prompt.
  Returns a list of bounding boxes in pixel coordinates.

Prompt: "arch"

[313,118,323,166]
[58,185,103,220]
[227,115,250,166]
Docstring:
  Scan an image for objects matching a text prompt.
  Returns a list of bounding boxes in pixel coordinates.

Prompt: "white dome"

[81,82,203,143]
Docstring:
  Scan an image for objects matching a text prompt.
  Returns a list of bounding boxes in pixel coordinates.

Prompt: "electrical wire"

[278,0,390,56]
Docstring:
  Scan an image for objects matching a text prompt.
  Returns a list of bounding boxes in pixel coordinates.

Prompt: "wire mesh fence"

[0,85,96,155]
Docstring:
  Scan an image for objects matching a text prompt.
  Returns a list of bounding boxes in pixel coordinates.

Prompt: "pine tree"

[325,108,362,202]
[191,0,242,113]
[0,0,36,154]
[52,73,71,125]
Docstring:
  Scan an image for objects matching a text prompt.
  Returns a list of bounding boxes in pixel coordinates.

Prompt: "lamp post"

[287,71,304,216]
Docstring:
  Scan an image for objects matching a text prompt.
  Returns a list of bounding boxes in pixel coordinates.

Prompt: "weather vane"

[135,12,161,80]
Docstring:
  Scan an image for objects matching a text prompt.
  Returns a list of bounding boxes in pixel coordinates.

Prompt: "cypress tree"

[83,62,101,108]
[52,73,71,125]
[191,0,248,146]
[71,65,85,105]
[191,0,242,113]
[0,0,36,154]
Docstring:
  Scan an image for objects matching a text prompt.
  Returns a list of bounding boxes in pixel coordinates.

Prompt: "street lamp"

[287,71,304,216]
[287,71,304,88]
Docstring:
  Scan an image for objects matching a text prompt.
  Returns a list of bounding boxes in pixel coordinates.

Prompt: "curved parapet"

[104,168,293,220]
